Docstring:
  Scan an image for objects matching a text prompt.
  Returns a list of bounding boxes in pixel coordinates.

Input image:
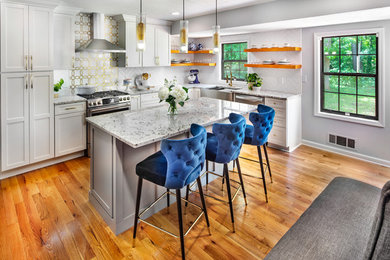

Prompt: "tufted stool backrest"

[161,124,207,189]
[212,113,246,164]
[249,104,275,146]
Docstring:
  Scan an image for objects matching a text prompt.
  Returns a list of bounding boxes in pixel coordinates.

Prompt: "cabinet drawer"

[141,93,159,108]
[55,102,86,115]
[268,126,286,147]
[265,98,286,110]
[273,117,286,128]
[274,107,286,120]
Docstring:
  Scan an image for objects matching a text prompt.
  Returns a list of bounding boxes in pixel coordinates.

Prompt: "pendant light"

[180,0,188,53]
[136,0,146,51]
[212,0,220,53]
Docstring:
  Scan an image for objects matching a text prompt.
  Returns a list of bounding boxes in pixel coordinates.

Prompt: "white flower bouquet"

[159,78,189,115]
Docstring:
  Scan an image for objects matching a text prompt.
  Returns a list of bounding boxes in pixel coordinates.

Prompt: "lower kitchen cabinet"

[1,72,54,171]
[140,92,159,109]
[265,96,301,152]
[55,102,86,157]
[188,88,201,99]
[130,95,141,111]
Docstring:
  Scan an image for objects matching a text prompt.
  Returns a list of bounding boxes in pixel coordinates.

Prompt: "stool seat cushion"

[206,133,218,161]
[136,151,168,186]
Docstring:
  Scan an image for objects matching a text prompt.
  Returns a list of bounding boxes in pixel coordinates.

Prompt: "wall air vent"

[328,134,356,149]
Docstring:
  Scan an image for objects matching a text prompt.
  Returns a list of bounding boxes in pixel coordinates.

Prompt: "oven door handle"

[88,103,131,116]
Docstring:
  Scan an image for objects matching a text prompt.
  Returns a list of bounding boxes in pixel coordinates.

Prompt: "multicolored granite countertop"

[231,88,299,99]
[53,95,86,105]
[86,97,256,148]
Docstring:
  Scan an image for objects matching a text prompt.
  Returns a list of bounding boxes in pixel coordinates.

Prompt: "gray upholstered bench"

[265,177,390,260]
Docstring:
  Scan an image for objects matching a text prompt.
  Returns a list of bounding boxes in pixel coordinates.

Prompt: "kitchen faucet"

[225,65,236,87]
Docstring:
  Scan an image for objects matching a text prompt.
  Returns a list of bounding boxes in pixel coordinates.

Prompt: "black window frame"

[221,42,248,81]
[320,33,378,120]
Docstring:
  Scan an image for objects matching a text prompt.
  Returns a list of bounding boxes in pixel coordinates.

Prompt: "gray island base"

[86,98,256,235]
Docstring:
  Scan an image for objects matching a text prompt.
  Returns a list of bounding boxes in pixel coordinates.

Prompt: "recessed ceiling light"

[172,12,180,16]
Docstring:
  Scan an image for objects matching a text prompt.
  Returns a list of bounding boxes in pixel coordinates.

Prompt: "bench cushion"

[265,177,381,260]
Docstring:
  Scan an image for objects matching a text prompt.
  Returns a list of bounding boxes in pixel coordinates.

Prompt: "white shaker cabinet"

[1,3,53,72]
[1,3,29,72]
[29,72,54,163]
[155,28,170,66]
[130,95,141,111]
[265,96,301,152]
[140,92,159,109]
[117,19,142,67]
[0,73,30,170]
[143,26,157,67]
[53,8,78,70]
[115,15,170,67]
[1,72,54,171]
[55,103,86,157]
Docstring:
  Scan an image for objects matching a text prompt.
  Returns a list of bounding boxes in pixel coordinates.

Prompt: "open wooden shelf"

[171,50,214,54]
[244,47,302,52]
[171,62,216,67]
[244,64,302,69]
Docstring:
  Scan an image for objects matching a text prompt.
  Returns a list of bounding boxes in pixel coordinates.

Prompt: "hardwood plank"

[0,145,389,259]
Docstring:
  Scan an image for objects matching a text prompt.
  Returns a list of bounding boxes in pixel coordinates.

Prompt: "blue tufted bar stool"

[201,113,247,232]
[133,124,210,260]
[240,104,275,203]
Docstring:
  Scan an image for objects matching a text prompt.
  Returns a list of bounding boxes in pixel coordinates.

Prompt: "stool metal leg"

[196,177,211,235]
[176,189,186,260]
[167,189,170,210]
[206,160,209,188]
[257,146,268,203]
[133,177,143,247]
[236,158,248,205]
[224,164,235,232]
[263,143,273,183]
[184,185,190,209]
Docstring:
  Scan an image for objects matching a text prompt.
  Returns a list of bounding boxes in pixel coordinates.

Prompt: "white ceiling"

[59,0,275,21]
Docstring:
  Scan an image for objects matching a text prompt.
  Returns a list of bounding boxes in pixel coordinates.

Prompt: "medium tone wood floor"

[1,145,390,260]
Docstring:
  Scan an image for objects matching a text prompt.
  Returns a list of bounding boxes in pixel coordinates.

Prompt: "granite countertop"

[86,97,256,148]
[54,95,86,105]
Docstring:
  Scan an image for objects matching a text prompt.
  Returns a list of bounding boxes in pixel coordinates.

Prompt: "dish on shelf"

[277,59,291,64]
[263,60,275,64]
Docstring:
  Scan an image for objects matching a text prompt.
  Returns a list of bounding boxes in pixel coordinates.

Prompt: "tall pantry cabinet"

[1,2,54,172]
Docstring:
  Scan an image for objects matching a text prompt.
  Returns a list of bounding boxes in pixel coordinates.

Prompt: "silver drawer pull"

[65,107,77,110]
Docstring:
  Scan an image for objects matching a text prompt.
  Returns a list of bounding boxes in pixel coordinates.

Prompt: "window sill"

[314,111,384,128]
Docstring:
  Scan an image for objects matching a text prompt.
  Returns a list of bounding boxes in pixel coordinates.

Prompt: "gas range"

[78,90,131,109]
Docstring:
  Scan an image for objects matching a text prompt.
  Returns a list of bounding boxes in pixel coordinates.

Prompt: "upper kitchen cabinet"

[114,14,171,67]
[1,2,54,72]
[53,7,80,70]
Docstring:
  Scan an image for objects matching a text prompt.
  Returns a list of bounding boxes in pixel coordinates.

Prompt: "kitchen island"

[86,97,256,235]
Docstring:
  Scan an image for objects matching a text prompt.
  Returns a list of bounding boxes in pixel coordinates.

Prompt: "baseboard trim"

[0,151,85,180]
[302,139,390,167]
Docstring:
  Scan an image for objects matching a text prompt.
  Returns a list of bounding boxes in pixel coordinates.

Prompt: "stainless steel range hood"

[76,13,125,53]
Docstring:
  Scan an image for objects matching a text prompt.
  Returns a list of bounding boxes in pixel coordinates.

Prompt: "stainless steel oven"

[79,90,132,156]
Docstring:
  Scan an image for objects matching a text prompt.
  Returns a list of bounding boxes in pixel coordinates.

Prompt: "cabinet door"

[55,112,86,157]
[53,13,75,69]
[1,73,30,171]
[130,95,141,111]
[29,72,54,163]
[125,22,142,67]
[1,3,29,72]
[29,6,53,71]
[143,26,156,67]
[155,28,170,66]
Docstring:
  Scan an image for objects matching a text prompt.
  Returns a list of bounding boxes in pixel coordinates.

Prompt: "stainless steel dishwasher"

[200,87,233,101]
[233,94,265,105]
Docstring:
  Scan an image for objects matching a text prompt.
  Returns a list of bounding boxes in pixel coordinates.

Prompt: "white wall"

[198,29,302,94]
[302,20,390,164]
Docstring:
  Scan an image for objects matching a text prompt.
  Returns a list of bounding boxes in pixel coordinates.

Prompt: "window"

[221,42,248,81]
[321,34,378,120]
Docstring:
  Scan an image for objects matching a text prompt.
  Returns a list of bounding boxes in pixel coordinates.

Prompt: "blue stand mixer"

[187,69,200,84]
